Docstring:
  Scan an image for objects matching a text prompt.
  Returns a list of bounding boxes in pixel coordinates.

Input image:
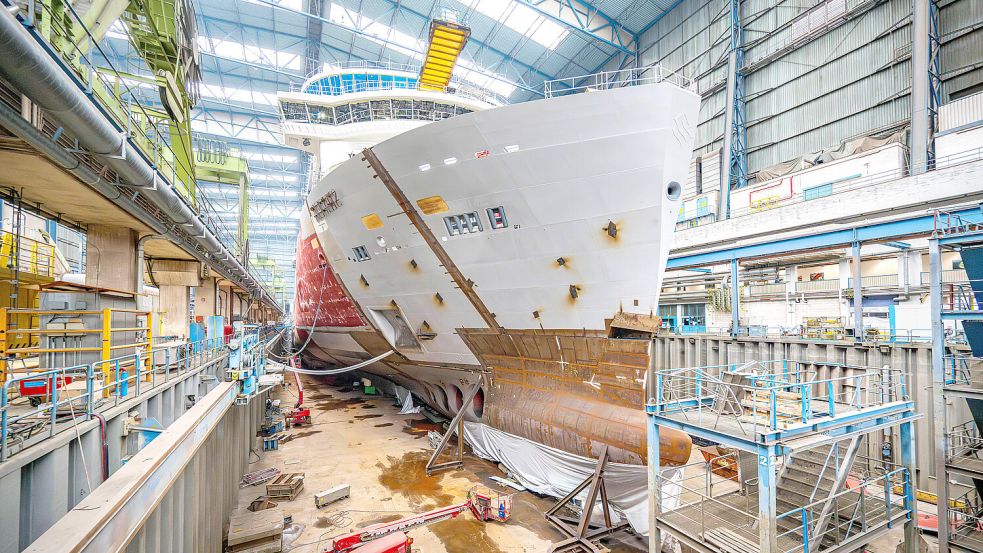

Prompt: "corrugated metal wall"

[628,0,983,176]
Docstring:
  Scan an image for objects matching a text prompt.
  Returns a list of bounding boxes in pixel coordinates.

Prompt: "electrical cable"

[269,262,332,360]
[66,391,93,493]
[279,350,394,375]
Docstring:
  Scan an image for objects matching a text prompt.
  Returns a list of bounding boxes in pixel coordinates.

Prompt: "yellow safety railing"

[0,308,154,391]
[0,231,56,280]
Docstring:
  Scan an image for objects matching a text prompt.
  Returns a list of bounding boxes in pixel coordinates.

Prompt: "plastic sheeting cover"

[463,422,681,536]
[754,131,905,183]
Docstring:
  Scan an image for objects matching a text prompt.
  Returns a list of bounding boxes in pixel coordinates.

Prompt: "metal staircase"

[775,439,862,551]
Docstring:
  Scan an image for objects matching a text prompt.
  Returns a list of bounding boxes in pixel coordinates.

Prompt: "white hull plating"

[304,82,700,370]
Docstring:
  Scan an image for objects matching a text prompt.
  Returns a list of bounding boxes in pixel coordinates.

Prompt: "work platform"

[646,358,919,553]
[0,322,281,551]
[931,208,983,553]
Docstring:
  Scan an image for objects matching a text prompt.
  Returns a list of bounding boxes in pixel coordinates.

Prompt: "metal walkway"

[647,359,920,553]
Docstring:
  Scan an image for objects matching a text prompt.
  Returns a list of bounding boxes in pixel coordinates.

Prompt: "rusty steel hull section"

[460,328,691,465]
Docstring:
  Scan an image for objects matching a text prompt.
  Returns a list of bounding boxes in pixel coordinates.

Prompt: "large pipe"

[0,11,279,311]
[0,95,280,311]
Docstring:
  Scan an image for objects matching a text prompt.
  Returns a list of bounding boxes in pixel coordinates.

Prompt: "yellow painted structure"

[418,19,470,91]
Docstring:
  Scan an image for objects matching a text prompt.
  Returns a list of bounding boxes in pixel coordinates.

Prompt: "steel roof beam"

[242,0,547,95]
[521,0,636,55]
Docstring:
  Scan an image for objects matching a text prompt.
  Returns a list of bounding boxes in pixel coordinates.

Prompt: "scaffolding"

[646,358,919,553]
[931,206,983,553]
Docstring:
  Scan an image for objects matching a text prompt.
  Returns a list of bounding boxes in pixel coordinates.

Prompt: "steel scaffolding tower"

[646,357,919,553]
[931,206,983,552]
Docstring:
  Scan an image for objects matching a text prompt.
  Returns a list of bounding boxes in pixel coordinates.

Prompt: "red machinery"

[285,357,311,427]
[19,375,73,407]
[324,487,512,553]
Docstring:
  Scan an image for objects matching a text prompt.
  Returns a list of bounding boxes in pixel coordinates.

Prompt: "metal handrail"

[679,146,983,232]
[0,327,282,461]
[543,65,696,97]
[775,467,909,553]
[652,361,909,435]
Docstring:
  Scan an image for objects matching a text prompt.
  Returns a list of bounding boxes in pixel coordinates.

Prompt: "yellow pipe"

[102,308,112,397]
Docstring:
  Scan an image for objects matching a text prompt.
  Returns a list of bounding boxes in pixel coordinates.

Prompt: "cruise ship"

[281,61,700,466]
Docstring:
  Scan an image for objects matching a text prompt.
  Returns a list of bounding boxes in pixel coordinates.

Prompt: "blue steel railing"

[0,328,281,462]
[775,467,910,553]
[650,360,909,437]
[657,325,934,343]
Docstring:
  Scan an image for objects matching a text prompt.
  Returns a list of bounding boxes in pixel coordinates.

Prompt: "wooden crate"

[266,473,305,500]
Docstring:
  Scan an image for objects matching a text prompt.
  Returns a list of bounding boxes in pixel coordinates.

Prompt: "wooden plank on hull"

[362,147,502,332]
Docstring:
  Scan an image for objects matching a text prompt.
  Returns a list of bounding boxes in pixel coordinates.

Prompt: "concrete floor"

[235,376,651,552]
[234,376,917,553]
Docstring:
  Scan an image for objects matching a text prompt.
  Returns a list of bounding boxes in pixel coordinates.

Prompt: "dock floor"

[234,377,652,552]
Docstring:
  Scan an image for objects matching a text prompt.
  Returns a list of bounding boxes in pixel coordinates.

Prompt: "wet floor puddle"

[376,451,507,552]
[354,414,383,420]
[401,418,445,439]
[374,423,393,428]
[315,397,365,411]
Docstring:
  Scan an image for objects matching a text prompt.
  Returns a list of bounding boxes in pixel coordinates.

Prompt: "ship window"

[444,212,482,236]
[487,207,508,229]
[352,245,371,262]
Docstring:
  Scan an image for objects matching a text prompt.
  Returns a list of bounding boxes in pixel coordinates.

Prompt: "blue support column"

[757,444,778,552]
[731,258,740,336]
[647,416,662,553]
[930,238,950,552]
[900,419,918,553]
[852,241,864,342]
[718,0,747,219]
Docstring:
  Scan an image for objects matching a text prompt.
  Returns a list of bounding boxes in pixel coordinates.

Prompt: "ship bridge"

[277,61,502,172]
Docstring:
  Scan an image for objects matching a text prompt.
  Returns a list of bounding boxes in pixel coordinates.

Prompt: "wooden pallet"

[266,473,305,500]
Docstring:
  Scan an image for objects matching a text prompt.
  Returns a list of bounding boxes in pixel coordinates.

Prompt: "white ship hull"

[295,81,700,464]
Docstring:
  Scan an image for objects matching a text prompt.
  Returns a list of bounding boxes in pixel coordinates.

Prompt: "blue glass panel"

[804,183,833,201]
[696,197,709,217]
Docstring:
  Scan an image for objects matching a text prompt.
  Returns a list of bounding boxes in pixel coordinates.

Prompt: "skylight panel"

[454,60,516,98]
[460,0,568,49]
[106,20,129,40]
[198,36,301,71]
[241,0,303,11]
[327,3,424,60]
[199,84,278,106]
[240,151,300,164]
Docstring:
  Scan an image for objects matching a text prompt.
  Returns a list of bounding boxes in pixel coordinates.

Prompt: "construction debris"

[241,468,280,488]
[266,473,305,501]
[228,508,284,553]
[314,484,351,508]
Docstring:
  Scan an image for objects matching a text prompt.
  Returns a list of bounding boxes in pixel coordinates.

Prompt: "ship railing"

[653,452,759,545]
[286,76,505,106]
[279,101,476,128]
[543,65,696,97]
[648,360,909,438]
[942,353,983,388]
[946,420,983,462]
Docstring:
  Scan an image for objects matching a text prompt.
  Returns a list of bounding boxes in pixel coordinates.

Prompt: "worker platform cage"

[929,207,983,552]
[646,359,920,553]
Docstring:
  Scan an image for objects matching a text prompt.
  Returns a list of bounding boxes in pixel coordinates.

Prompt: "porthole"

[666,181,682,201]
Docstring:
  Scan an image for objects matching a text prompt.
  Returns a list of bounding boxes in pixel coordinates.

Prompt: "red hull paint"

[294,232,364,328]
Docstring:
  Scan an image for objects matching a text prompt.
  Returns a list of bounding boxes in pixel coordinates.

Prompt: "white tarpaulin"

[396,387,421,414]
[462,422,681,537]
